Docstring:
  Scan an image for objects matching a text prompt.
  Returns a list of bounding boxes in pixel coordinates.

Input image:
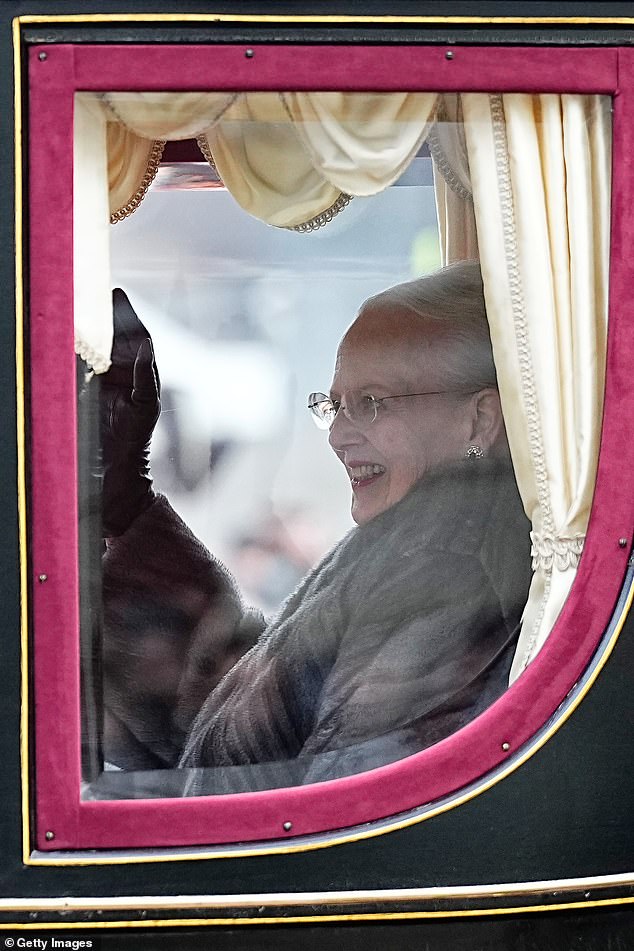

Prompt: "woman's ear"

[468,388,505,453]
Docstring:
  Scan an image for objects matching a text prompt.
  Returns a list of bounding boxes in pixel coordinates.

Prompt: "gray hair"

[364,260,497,392]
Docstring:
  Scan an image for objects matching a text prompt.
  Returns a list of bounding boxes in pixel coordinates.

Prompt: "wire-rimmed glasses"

[308,389,479,430]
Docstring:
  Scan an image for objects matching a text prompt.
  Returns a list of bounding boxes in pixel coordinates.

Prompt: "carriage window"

[74,90,610,801]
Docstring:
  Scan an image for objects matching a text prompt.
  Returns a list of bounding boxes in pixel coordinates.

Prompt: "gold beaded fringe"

[288,192,353,232]
[110,139,166,224]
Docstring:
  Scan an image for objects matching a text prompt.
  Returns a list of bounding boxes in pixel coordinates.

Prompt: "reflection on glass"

[79,91,607,801]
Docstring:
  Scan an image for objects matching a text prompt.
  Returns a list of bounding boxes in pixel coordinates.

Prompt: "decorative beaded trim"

[286,192,353,232]
[489,93,579,671]
[196,110,352,234]
[192,92,241,149]
[198,132,352,231]
[110,139,166,224]
[530,531,585,573]
[276,92,355,232]
[195,133,220,175]
[74,334,111,374]
[193,93,243,175]
[427,111,473,202]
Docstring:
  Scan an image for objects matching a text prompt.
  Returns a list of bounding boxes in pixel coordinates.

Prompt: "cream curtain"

[104,91,438,227]
[458,93,612,677]
[428,94,478,263]
[74,95,113,373]
[199,93,344,229]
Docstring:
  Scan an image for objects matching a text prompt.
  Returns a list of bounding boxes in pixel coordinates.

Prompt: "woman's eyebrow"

[329,382,397,398]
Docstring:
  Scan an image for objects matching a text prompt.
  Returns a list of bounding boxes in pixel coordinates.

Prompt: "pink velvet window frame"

[28,42,634,852]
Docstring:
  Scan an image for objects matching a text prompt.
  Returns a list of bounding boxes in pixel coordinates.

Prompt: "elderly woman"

[99,261,531,789]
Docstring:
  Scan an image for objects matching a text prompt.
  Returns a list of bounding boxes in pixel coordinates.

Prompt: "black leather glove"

[100,288,161,537]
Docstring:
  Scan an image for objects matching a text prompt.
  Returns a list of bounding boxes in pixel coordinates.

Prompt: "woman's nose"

[328,406,365,452]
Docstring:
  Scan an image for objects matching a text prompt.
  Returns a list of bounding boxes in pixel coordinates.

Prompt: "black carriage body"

[1,3,633,948]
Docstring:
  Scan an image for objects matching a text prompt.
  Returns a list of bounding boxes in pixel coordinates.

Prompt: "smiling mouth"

[349,464,386,486]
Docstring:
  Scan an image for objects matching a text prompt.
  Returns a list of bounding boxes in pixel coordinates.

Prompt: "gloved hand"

[100,288,161,537]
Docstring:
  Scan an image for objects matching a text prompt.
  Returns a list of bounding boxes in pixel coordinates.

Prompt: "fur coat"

[102,459,531,791]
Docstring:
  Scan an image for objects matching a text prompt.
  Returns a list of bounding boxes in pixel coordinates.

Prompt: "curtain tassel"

[530,531,585,572]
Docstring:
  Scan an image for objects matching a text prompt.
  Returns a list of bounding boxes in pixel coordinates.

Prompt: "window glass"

[78,91,609,800]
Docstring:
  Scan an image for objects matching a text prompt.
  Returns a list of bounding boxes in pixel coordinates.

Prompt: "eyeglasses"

[308,389,478,430]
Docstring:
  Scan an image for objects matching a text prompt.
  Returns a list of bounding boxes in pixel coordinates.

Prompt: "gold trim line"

[1,896,634,929]
[1,869,634,913]
[110,140,166,224]
[15,11,634,867]
[13,15,32,867]
[14,14,634,25]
